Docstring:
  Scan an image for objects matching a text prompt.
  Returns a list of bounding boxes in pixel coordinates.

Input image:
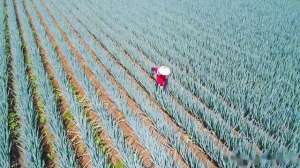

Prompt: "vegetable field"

[0,0,299,167]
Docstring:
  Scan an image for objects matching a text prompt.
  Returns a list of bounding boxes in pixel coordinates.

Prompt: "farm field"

[0,0,299,167]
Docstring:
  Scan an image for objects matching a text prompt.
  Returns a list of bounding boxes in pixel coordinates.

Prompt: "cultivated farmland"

[0,0,299,167]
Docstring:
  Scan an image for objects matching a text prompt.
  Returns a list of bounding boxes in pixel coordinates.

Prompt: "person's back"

[151,66,170,90]
[156,74,166,87]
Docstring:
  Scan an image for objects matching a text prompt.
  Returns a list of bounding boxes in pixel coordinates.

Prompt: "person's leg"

[157,83,163,90]
[159,85,163,90]
[163,79,168,91]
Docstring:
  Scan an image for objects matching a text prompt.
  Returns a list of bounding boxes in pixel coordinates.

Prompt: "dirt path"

[43,15,156,168]
[24,1,93,168]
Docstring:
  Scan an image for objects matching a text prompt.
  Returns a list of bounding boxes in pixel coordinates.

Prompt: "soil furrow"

[24,2,92,168]
[40,1,189,168]
[30,1,156,168]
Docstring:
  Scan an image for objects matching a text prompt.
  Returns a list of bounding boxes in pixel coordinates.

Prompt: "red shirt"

[156,75,166,86]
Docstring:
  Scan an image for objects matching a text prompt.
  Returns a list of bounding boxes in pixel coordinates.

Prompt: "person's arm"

[152,67,158,79]
[151,67,158,74]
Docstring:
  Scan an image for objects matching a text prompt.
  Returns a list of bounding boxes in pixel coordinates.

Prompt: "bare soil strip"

[24,2,92,168]
[13,0,57,167]
[52,3,222,167]
[40,1,189,168]
[31,1,157,168]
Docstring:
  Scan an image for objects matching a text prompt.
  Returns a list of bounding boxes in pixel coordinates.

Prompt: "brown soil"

[66,42,156,168]
[24,1,92,168]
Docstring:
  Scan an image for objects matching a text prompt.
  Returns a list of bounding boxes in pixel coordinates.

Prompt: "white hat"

[158,66,171,76]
